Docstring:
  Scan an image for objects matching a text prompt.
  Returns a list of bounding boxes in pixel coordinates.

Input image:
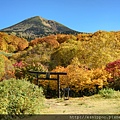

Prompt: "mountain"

[1,16,80,41]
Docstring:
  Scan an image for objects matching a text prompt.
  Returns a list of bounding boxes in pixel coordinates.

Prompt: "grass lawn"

[41,94,120,114]
[15,89,120,120]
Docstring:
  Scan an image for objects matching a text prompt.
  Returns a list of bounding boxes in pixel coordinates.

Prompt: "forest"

[0,30,120,115]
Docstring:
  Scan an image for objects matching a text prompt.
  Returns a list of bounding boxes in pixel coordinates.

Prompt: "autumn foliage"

[0,54,15,81]
[0,32,28,52]
[105,59,120,90]
[39,62,110,96]
[29,35,59,48]
[1,30,120,97]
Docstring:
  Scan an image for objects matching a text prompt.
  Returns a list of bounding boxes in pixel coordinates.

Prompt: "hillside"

[13,30,119,70]
[1,16,80,40]
[0,30,120,97]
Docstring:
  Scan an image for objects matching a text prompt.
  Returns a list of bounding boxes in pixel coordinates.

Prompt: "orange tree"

[40,61,111,96]
[0,54,15,81]
[0,32,28,52]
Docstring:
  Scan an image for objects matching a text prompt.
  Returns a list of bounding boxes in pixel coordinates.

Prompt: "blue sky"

[0,0,120,33]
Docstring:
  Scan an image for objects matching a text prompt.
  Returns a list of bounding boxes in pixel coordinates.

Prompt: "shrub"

[0,32,28,52]
[98,88,120,98]
[0,78,45,116]
[50,42,78,69]
[39,64,110,97]
[13,61,47,82]
[105,59,120,90]
[0,54,15,81]
[0,54,5,81]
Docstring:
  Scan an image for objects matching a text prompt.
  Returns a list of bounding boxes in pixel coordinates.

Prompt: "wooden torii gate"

[28,71,67,98]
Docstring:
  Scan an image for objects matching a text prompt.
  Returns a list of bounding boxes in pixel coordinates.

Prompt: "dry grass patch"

[41,92,120,114]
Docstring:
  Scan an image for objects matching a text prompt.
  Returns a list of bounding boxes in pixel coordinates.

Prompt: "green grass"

[98,88,120,98]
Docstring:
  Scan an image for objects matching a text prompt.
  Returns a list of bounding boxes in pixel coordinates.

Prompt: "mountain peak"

[1,16,80,40]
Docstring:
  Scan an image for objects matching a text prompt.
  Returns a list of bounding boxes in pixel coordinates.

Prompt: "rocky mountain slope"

[1,16,80,40]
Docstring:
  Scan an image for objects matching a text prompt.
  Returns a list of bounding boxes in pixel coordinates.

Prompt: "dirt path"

[41,96,120,114]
